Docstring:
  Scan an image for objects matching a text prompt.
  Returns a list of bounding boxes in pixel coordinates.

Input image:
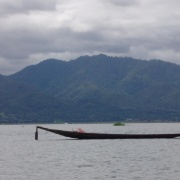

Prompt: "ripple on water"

[1,123,180,180]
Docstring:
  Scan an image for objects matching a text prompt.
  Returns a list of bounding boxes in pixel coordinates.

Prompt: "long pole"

[35,127,38,140]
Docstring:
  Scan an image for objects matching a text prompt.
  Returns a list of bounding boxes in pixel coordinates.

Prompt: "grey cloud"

[0,0,56,15]
[23,0,56,11]
[0,0,180,75]
[103,0,140,6]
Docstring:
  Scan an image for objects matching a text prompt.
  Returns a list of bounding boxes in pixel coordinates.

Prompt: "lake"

[0,123,180,180]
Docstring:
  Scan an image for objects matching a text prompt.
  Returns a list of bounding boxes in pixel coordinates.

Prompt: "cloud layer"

[1,0,180,74]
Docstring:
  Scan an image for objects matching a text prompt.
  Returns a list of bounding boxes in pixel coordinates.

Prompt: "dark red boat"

[35,126,180,140]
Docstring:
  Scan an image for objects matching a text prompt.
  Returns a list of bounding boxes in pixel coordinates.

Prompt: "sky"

[0,0,180,75]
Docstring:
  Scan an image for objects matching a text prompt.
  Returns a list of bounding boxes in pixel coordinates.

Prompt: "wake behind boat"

[35,126,180,140]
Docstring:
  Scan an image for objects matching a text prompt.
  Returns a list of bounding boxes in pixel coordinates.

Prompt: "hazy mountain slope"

[5,54,180,122]
[0,75,67,123]
[11,55,180,106]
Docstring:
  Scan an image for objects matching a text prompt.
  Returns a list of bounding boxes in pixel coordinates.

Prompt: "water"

[1,123,180,180]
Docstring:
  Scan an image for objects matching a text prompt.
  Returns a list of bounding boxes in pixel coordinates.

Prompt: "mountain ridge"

[1,54,180,123]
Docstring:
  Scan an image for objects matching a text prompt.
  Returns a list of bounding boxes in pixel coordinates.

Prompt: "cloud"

[0,0,56,15]
[0,0,180,75]
[103,0,140,6]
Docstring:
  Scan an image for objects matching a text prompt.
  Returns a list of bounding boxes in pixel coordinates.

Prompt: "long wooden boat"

[35,126,180,140]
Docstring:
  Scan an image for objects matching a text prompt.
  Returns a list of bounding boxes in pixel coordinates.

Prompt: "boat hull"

[36,126,180,140]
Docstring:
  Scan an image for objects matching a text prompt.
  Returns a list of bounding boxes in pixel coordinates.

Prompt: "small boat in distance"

[35,126,180,140]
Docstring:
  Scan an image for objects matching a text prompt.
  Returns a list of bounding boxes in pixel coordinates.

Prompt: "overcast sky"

[1,0,180,75]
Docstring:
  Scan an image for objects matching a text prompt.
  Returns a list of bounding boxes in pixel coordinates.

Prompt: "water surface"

[0,123,180,180]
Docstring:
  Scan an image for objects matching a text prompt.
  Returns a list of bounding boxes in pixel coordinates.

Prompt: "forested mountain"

[0,75,67,123]
[1,54,180,123]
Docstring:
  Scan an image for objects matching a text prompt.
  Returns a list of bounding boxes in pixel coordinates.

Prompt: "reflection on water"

[0,123,180,180]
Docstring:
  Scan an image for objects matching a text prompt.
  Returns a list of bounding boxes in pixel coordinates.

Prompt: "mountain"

[1,54,180,123]
[0,74,68,123]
